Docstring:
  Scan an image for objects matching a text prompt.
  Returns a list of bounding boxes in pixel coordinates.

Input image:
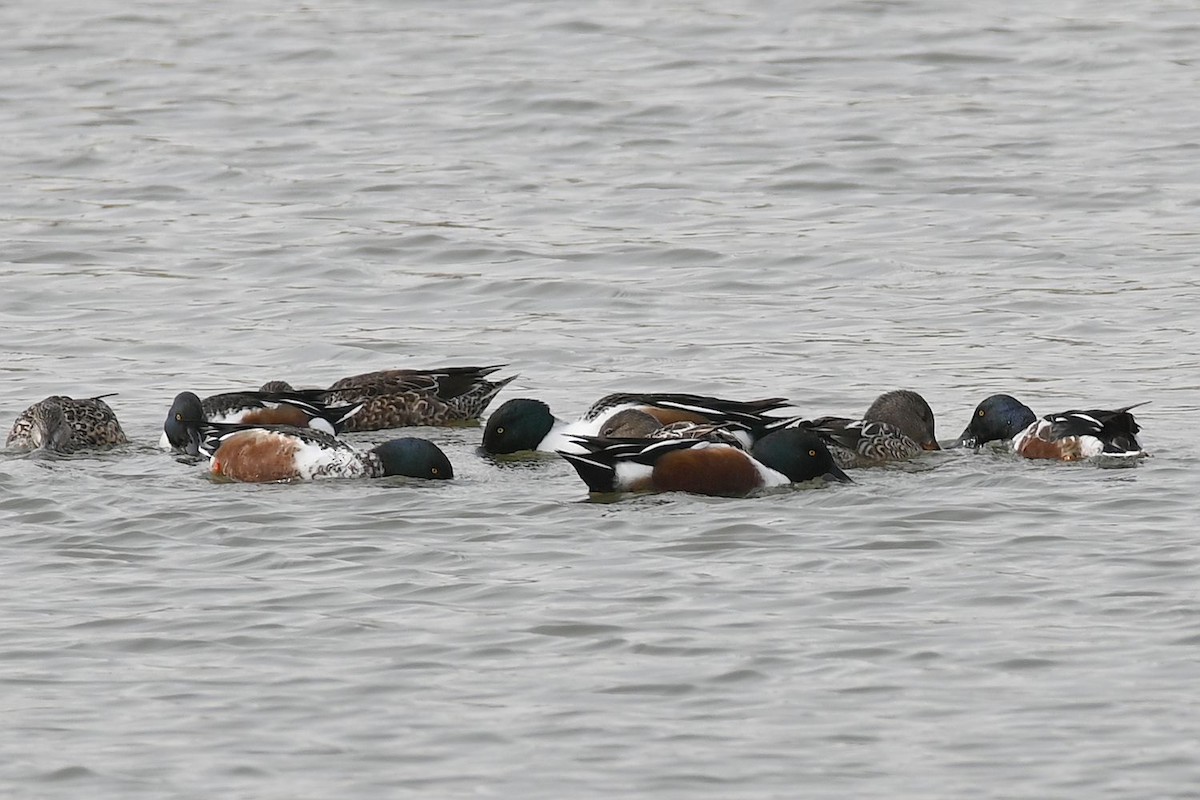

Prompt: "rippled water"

[3,1,1198,797]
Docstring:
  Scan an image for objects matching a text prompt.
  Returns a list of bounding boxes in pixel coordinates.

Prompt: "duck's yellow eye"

[978,409,985,417]
[175,413,183,421]
[809,449,817,457]
[496,426,505,434]
[431,467,439,475]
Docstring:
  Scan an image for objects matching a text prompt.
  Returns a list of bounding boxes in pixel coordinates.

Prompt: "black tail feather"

[559,451,618,493]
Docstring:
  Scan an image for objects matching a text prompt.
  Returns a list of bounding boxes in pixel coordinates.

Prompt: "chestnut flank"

[242,406,313,427]
[653,447,762,497]
[211,431,302,482]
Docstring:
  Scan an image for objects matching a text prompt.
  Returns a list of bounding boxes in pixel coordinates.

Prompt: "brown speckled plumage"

[599,408,748,448]
[801,389,938,468]
[6,395,129,453]
[262,365,516,431]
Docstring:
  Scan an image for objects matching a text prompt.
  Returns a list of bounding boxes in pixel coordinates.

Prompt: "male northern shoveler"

[260,365,516,431]
[797,389,940,468]
[162,390,362,455]
[482,392,795,455]
[954,394,1146,461]
[6,394,128,453]
[558,427,851,497]
[198,425,454,483]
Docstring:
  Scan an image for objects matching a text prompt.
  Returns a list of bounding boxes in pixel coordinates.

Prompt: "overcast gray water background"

[2,1,1199,798]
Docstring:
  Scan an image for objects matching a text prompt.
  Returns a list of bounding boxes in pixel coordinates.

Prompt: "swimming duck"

[6,394,128,453]
[198,424,454,483]
[558,427,851,497]
[482,392,795,455]
[162,390,362,455]
[260,364,516,431]
[954,394,1146,460]
[797,389,940,468]
[597,408,748,447]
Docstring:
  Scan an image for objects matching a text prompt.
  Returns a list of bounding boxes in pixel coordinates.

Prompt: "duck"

[6,394,128,453]
[954,394,1146,460]
[161,390,362,455]
[558,427,851,497]
[260,364,516,431]
[596,408,748,447]
[198,424,454,483]
[482,392,795,455]
[796,389,940,468]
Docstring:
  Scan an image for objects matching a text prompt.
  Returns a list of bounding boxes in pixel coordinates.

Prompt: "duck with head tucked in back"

[795,389,940,468]
[482,392,796,455]
[597,408,749,448]
[954,394,1146,461]
[198,424,454,483]
[261,364,516,431]
[7,394,128,453]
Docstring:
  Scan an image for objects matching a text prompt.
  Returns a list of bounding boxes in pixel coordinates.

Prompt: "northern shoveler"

[597,408,748,447]
[954,394,1146,461]
[797,389,940,468]
[261,365,516,431]
[558,427,851,497]
[6,394,128,453]
[198,424,454,483]
[162,390,362,455]
[951,394,1037,448]
[482,392,795,455]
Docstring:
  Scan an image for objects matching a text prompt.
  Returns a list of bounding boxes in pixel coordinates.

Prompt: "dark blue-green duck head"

[372,437,454,480]
[751,427,852,484]
[164,391,207,455]
[482,398,556,454]
[954,394,1036,447]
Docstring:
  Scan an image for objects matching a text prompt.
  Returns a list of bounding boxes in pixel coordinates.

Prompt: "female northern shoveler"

[558,427,850,497]
[260,365,516,431]
[199,425,454,483]
[797,389,940,468]
[6,394,128,453]
[954,394,1146,461]
[597,408,748,447]
[482,392,795,455]
[162,390,362,455]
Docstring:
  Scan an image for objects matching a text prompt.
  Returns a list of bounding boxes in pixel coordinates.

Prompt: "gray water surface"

[2,1,1198,798]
